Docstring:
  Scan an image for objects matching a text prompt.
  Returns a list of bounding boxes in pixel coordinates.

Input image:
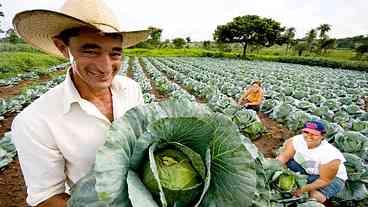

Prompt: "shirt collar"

[63,68,82,114]
[63,68,126,114]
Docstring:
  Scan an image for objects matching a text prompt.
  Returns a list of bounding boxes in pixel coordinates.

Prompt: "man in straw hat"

[11,0,149,206]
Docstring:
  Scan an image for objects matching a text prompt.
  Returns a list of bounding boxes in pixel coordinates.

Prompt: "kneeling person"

[276,120,347,203]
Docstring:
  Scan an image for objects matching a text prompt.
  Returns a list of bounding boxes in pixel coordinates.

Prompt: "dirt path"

[0,111,27,207]
[254,113,295,158]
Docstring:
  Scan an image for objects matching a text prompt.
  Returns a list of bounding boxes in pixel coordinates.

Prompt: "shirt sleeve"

[11,113,66,206]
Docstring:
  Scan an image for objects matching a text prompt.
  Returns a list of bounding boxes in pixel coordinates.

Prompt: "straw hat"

[13,0,149,57]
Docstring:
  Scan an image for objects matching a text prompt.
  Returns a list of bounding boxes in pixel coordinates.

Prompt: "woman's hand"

[292,188,304,197]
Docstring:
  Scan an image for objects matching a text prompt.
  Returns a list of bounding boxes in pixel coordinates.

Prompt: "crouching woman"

[276,120,347,203]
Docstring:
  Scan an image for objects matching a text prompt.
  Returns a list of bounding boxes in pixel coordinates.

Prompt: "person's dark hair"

[54,27,123,45]
[251,80,262,87]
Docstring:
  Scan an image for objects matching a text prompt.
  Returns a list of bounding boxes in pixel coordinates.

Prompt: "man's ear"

[52,37,69,58]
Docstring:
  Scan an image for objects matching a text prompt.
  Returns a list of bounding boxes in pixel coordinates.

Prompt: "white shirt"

[11,70,144,206]
[292,134,348,181]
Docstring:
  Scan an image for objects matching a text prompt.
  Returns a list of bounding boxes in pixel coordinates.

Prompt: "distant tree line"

[1,6,367,59]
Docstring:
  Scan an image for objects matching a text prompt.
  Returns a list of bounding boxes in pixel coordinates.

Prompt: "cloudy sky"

[1,0,367,41]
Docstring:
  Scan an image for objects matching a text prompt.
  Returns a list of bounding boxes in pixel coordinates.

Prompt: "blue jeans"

[287,159,345,199]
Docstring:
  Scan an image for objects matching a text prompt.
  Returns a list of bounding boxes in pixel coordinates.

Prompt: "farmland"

[0,57,367,206]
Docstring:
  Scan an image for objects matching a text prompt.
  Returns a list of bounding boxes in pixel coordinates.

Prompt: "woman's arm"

[297,159,340,194]
[276,139,296,166]
[238,89,249,105]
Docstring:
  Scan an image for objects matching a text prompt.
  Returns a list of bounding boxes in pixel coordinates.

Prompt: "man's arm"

[276,139,295,166]
[298,159,340,194]
[11,114,67,206]
[37,193,70,207]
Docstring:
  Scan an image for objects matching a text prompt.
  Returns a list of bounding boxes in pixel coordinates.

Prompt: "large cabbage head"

[68,100,259,207]
[334,131,368,158]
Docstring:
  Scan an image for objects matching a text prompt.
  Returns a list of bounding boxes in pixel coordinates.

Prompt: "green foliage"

[253,55,368,71]
[172,38,186,49]
[213,15,285,58]
[2,28,25,44]
[135,27,163,48]
[336,35,368,49]
[125,48,237,58]
[0,43,42,52]
[355,44,368,59]
[0,52,64,79]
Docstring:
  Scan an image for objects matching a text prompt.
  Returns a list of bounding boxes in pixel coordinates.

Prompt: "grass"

[125,48,237,58]
[0,43,42,53]
[0,52,64,79]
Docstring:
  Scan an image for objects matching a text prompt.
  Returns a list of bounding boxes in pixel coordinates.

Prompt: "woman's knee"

[309,190,327,203]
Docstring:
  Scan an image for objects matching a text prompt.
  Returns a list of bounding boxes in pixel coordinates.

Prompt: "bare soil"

[254,113,295,158]
[0,112,27,207]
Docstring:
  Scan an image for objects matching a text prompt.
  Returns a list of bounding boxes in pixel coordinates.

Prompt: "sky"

[1,0,367,41]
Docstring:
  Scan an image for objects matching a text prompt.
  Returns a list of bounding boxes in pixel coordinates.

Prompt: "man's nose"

[96,53,113,73]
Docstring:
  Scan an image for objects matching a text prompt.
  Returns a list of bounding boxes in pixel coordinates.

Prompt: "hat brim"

[302,128,322,136]
[13,10,149,58]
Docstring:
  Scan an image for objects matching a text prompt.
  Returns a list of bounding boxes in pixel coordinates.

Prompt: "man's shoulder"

[15,83,64,123]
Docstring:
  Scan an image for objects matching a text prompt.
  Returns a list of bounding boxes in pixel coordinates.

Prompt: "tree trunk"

[242,43,248,59]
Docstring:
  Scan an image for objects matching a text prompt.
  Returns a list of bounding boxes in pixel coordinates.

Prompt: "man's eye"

[111,53,121,57]
[83,50,97,54]
[111,53,122,59]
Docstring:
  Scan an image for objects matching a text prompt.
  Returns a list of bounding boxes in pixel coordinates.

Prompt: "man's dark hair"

[54,27,123,45]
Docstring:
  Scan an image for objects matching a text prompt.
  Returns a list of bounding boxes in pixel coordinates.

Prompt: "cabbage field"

[0,57,368,207]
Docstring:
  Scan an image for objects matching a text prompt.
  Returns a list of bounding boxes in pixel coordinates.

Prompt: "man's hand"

[37,193,70,207]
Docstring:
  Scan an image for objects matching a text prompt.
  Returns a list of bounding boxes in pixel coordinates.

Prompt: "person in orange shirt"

[238,80,264,111]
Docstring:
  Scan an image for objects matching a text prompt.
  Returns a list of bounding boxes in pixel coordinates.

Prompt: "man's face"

[66,29,123,91]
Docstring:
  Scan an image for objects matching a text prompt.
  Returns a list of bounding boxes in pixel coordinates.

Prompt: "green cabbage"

[278,174,296,192]
[69,100,259,207]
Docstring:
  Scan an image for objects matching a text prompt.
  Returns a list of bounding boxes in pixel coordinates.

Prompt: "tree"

[316,24,332,54]
[283,27,296,55]
[135,26,162,48]
[159,39,171,48]
[294,42,308,56]
[185,37,191,43]
[305,29,317,53]
[355,44,368,59]
[213,15,285,58]
[172,37,186,49]
[320,38,336,54]
[203,40,211,49]
[317,24,331,39]
[4,28,24,44]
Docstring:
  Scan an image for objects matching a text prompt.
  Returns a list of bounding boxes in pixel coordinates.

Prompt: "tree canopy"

[213,15,285,58]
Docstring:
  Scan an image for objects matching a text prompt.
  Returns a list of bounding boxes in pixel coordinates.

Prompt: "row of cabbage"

[143,57,265,140]
[151,57,368,206]
[0,63,68,87]
[0,73,66,170]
